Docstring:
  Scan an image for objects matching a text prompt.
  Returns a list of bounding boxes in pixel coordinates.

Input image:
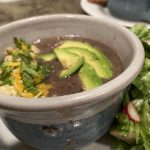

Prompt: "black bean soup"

[35,36,123,97]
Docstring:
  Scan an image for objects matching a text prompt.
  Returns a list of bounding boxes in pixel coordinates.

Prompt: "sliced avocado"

[79,63,102,90]
[64,47,98,60]
[54,48,81,68]
[60,57,84,78]
[64,47,112,79]
[58,40,112,68]
[39,53,56,61]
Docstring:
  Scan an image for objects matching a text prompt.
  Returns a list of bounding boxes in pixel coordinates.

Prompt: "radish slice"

[123,103,141,122]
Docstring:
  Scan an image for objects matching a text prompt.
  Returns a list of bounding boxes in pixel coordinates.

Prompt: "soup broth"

[35,36,123,97]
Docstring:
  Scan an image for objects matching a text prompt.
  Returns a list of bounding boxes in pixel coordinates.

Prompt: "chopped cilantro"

[22,71,38,93]
[0,38,52,97]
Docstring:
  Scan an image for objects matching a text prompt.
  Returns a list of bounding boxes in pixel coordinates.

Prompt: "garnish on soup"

[0,37,123,98]
[0,38,51,98]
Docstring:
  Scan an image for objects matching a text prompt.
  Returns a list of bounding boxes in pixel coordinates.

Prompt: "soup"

[0,37,123,98]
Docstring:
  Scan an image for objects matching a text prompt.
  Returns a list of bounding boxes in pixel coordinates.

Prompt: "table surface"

[0,0,86,25]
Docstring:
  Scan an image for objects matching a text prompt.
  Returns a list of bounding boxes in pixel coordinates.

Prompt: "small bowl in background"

[108,0,150,22]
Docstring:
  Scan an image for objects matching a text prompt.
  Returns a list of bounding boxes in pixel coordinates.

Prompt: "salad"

[110,24,150,150]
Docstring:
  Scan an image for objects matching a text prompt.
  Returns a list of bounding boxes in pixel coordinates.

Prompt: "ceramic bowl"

[0,14,144,150]
[108,0,150,22]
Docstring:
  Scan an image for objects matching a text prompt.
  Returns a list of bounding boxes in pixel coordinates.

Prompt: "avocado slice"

[54,48,81,68]
[58,40,112,68]
[54,47,102,90]
[65,47,98,60]
[64,47,112,79]
[39,53,56,61]
[60,57,84,78]
[79,63,102,90]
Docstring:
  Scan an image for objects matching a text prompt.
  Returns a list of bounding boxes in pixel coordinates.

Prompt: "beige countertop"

[0,0,85,25]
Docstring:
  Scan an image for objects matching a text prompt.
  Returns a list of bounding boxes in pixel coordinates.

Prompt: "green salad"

[110,24,150,150]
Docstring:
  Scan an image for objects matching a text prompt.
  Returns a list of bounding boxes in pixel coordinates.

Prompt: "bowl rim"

[0,14,144,111]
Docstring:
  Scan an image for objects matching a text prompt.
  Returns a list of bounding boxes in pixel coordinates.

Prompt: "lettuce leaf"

[111,24,150,150]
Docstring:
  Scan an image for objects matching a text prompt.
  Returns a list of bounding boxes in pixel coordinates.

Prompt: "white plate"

[0,118,114,150]
[80,0,150,28]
